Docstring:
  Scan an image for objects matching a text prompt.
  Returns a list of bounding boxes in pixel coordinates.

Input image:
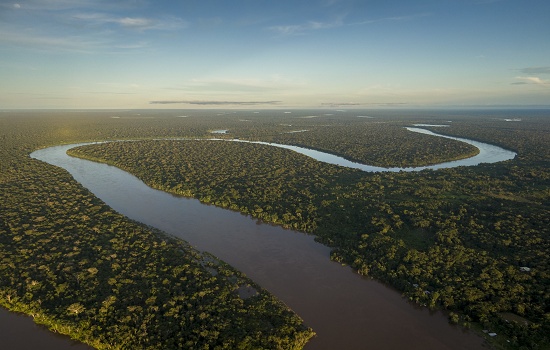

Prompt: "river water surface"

[22,128,516,349]
[239,127,516,172]
[0,308,92,350]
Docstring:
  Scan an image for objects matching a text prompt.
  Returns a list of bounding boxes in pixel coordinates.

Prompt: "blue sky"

[1,0,549,109]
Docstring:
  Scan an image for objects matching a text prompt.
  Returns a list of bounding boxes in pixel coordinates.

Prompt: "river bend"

[230,127,515,172]
[25,128,513,349]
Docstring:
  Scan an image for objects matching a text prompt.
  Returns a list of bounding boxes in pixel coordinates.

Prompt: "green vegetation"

[0,111,315,349]
[270,123,479,167]
[66,109,549,349]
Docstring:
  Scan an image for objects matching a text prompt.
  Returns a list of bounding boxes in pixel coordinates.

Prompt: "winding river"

[15,129,515,349]
[217,127,515,172]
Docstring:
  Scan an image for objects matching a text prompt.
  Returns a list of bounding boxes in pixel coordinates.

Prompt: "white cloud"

[269,12,429,36]
[72,12,186,31]
[72,13,187,30]
[515,76,550,86]
[269,18,344,36]
[0,28,149,54]
[7,0,146,11]
[8,0,94,11]
[350,13,431,26]
[117,17,152,28]
[0,29,104,53]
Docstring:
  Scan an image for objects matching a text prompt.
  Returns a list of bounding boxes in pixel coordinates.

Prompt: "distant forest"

[1,109,549,349]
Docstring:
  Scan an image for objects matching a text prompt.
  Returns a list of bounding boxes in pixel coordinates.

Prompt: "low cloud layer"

[321,102,362,107]
[150,100,282,106]
[519,67,550,75]
[321,102,409,107]
[514,76,550,86]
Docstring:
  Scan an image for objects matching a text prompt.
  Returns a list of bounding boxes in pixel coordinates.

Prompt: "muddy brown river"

[25,135,495,349]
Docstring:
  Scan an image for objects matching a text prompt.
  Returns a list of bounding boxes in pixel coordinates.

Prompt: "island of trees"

[1,109,549,349]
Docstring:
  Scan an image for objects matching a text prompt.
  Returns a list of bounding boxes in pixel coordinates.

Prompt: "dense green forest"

[270,122,479,167]
[0,111,316,349]
[1,109,548,349]
[66,109,549,349]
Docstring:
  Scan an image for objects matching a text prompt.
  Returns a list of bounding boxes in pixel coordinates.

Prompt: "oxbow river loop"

[147,127,515,172]
[218,127,516,172]
[25,128,513,349]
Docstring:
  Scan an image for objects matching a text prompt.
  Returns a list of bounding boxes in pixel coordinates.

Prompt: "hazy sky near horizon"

[1,0,549,109]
